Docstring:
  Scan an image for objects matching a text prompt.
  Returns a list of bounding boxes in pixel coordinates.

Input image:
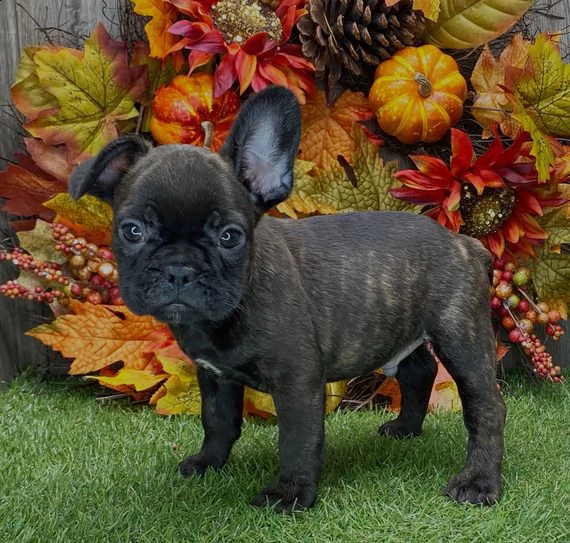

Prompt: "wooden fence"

[0,0,569,385]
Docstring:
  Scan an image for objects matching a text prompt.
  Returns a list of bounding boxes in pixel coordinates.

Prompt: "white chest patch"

[195,358,223,376]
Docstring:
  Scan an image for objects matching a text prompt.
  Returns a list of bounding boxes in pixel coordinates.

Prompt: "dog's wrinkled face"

[112,146,256,324]
[68,86,301,326]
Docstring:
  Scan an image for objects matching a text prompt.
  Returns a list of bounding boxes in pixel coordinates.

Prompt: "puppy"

[69,86,506,512]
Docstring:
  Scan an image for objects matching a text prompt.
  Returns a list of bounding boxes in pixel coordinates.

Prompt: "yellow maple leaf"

[21,24,148,162]
[283,126,418,216]
[299,90,375,171]
[150,355,201,415]
[27,301,174,375]
[90,367,168,392]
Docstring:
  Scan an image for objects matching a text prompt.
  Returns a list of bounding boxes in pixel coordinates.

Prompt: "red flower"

[166,0,315,103]
[392,128,568,259]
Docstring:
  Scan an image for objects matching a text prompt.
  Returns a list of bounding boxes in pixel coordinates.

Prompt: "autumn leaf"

[21,24,148,162]
[243,381,347,419]
[0,161,65,221]
[10,46,59,120]
[43,193,113,246]
[412,0,440,22]
[90,367,168,392]
[299,90,375,171]
[471,34,531,137]
[131,0,184,70]
[530,200,570,302]
[281,126,418,217]
[27,301,174,375]
[243,388,276,419]
[472,33,570,180]
[150,355,201,415]
[16,219,66,264]
[428,364,461,412]
[424,0,533,49]
[24,139,73,182]
[509,104,558,182]
[276,159,328,218]
[509,33,570,138]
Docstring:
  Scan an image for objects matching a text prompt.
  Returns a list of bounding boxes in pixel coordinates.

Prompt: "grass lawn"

[1,370,568,543]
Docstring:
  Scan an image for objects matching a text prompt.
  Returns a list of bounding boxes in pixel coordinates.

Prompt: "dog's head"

[68,86,301,324]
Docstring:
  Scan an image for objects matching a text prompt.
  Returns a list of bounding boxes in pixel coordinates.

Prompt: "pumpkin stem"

[201,121,214,150]
[414,73,432,98]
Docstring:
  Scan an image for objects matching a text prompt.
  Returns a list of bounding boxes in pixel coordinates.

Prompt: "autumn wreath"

[0,0,568,417]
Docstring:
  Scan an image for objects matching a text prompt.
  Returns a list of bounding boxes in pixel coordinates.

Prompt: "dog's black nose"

[164,265,197,287]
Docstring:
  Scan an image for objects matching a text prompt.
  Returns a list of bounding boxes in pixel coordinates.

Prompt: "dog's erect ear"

[68,135,152,204]
[220,86,301,213]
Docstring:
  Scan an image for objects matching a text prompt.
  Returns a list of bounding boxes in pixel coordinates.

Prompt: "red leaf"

[450,128,473,175]
[0,162,65,220]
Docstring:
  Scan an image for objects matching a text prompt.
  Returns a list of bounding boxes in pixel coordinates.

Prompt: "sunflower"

[391,128,568,259]
[167,0,315,103]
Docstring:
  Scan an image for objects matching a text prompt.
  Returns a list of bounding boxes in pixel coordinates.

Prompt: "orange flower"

[167,0,315,103]
[392,129,568,259]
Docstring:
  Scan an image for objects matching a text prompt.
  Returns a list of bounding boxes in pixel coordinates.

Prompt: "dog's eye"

[121,222,145,243]
[218,228,243,249]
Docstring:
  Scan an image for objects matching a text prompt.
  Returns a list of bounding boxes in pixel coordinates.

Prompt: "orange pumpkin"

[150,73,240,151]
[368,45,467,145]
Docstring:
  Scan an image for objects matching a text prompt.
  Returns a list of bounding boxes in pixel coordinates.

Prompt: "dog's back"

[254,211,492,380]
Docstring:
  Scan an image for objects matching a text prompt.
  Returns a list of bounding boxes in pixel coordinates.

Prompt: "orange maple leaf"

[299,90,375,171]
[27,301,175,375]
[471,33,531,138]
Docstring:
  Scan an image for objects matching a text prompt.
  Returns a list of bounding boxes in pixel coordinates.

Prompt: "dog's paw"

[378,419,421,439]
[179,453,224,477]
[251,475,318,513]
[445,472,501,505]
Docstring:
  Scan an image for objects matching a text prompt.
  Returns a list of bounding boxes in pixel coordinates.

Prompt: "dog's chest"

[194,357,271,391]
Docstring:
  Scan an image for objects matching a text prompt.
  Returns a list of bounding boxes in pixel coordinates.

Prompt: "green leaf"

[10,47,59,120]
[512,33,570,138]
[23,24,148,162]
[530,204,570,302]
[280,126,418,216]
[17,219,66,264]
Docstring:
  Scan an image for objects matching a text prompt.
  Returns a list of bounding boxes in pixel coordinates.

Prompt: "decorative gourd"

[150,73,240,151]
[368,45,467,145]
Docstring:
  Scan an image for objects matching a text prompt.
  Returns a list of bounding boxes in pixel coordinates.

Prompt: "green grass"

[1,371,568,543]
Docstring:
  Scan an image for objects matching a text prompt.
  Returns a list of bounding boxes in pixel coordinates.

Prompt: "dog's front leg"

[251,378,325,513]
[179,367,244,477]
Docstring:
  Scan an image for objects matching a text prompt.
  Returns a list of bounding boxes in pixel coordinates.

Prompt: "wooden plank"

[0,0,119,386]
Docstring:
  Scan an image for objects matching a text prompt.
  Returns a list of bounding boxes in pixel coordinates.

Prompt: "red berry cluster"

[491,259,564,382]
[0,248,68,303]
[52,223,123,306]
[0,223,124,307]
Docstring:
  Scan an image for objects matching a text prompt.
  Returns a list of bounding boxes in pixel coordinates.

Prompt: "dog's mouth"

[154,302,193,324]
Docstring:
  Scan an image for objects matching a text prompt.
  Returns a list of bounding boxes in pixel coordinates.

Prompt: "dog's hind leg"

[379,344,437,438]
[432,325,506,505]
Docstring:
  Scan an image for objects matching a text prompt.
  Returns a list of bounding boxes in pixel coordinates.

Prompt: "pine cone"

[298,0,426,98]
